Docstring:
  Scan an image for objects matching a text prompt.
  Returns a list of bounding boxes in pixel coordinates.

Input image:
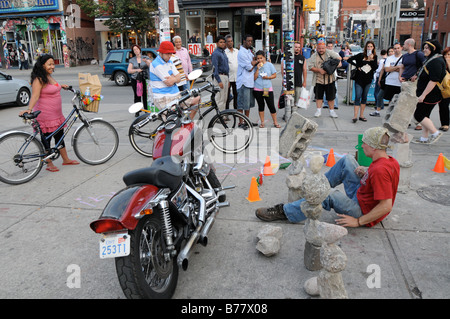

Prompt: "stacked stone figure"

[300,154,330,271]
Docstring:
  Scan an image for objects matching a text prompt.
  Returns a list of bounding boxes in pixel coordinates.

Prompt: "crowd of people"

[125,34,449,145]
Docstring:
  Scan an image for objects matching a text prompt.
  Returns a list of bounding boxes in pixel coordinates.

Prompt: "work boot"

[255,204,287,222]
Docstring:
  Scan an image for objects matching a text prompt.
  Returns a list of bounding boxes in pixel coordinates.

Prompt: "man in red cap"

[150,41,200,111]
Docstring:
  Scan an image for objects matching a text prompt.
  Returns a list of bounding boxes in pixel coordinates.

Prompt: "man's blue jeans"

[283,155,363,223]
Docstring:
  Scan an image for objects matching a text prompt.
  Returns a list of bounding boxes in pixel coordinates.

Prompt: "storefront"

[178,1,304,58]
[0,0,69,68]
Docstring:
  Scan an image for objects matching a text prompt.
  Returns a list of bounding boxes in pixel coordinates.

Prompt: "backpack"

[422,55,450,99]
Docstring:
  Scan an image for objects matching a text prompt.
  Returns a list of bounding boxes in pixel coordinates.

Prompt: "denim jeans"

[354,82,371,106]
[283,155,363,223]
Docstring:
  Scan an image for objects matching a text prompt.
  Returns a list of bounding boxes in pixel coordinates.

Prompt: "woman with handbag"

[127,44,151,117]
[371,47,394,117]
[412,40,447,144]
[345,41,378,123]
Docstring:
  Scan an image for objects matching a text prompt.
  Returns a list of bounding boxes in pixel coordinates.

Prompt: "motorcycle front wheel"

[115,214,179,299]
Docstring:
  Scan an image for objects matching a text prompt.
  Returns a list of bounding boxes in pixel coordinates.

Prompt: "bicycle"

[129,78,254,157]
[0,87,119,185]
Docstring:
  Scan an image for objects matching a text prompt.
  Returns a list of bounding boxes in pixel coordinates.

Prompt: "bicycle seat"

[123,156,183,190]
[22,111,41,120]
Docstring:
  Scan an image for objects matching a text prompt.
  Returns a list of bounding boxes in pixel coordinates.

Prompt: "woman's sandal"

[359,117,367,122]
[259,124,265,128]
[274,123,281,128]
[46,166,59,172]
[352,118,357,123]
[62,160,80,165]
[439,126,449,132]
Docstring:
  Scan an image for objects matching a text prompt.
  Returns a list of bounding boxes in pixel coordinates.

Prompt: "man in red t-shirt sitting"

[256,127,400,227]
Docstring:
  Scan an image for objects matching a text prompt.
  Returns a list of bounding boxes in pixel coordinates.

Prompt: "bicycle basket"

[81,94,102,112]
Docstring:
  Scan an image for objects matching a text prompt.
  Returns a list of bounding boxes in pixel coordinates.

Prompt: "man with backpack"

[307,38,341,118]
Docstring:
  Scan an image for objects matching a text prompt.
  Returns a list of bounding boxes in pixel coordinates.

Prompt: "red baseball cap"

[158,41,176,54]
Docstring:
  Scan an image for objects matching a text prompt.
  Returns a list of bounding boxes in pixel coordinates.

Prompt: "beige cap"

[362,127,390,150]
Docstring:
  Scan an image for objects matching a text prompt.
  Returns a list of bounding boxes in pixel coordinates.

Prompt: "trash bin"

[355,134,373,167]
[302,47,311,59]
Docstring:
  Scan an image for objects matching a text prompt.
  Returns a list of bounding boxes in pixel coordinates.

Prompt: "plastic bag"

[297,87,311,109]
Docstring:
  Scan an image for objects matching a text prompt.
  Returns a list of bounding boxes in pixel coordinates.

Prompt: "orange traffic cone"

[432,153,446,173]
[326,148,336,167]
[246,177,262,202]
[263,156,275,176]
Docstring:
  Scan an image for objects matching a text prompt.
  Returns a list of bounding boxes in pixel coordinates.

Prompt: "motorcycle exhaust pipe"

[198,208,218,247]
[177,224,202,271]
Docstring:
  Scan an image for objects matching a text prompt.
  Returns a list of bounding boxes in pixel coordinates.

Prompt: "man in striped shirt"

[149,41,199,116]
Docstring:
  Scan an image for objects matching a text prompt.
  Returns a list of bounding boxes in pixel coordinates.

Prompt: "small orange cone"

[326,148,336,167]
[263,156,275,176]
[246,177,262,202]
[432,153,446,173]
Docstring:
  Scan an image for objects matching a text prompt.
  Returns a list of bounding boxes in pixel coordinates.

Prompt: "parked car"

[349,45,363,55]
[190,53,212,74]
[103,48,158,86]
[0,71,31,106]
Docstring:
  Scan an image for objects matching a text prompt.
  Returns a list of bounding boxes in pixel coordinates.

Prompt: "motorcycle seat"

[123,156,183,190]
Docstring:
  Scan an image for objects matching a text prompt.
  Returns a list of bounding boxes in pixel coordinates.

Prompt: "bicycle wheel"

[0,132,44,185]
[73,119,119,165]
[207,111,254,154]
[128,113,163,157]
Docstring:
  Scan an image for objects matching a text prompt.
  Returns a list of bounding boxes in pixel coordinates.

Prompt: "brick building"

[423,0,450,48]
[0,0,98,68]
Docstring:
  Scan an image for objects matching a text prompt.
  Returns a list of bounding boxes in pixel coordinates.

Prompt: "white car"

[0,71,31,106]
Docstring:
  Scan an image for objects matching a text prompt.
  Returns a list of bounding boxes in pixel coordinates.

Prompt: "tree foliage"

[77,0,157,44]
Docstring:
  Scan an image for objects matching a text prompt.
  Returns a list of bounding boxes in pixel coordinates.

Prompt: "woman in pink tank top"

[19,55,79,172]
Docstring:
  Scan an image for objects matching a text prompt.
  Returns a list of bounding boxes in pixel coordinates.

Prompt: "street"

[0,63,449,301]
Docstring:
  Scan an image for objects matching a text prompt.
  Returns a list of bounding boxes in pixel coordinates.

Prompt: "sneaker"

[238,122,248,130]
[369,111,380,117]
[334,106,339,110]
[255,204,287,222]
[323,105,329,108]
[329,109,338,118]
[428,132,443,144]
[314,108,322,117]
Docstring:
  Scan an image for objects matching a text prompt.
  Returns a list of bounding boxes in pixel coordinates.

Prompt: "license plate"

[99,232,130,259]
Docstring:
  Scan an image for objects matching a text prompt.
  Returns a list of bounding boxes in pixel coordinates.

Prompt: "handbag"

[322,58,340,75]
[278,90,285,109]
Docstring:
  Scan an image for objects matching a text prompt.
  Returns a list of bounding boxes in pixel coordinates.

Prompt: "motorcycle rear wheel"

[115,214,179,299]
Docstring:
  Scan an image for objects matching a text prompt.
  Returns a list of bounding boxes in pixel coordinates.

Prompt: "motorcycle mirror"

[188,69,202,81]
[128,102,143,114]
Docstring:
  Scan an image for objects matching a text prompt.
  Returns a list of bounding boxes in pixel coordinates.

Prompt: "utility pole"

[282,0,295,119]
[265,0,270,61]
[158,0,171,43]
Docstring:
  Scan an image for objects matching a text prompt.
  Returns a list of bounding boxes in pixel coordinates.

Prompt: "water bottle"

[84,87,90,97]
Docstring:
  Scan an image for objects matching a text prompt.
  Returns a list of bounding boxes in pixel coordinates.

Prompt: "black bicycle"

[129,79,254,157]
[0,87,119,185]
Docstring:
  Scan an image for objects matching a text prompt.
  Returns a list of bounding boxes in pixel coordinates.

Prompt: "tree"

[77,0,157,45]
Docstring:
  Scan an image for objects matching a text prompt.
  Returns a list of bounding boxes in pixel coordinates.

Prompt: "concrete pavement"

[0,61,448,300]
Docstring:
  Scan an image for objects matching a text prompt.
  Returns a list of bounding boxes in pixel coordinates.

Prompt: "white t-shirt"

[384,54,403,87]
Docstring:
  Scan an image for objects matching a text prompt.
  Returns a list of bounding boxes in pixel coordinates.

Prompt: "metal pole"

[282,0,295,119]
[158,0,171,43]
[265,0,270,61]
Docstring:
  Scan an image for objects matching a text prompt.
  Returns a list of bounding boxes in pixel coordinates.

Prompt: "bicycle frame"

[20,92,93,163]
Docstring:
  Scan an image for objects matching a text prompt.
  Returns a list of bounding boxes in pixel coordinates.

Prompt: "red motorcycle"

[90,80,242,298]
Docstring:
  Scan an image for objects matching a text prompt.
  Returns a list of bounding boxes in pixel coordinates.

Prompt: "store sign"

[0,0,59,14]
[188,43,217,56]
[398,0,426,19]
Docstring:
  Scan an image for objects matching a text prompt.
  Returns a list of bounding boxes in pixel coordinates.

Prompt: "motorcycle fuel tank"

[152,122,203,160]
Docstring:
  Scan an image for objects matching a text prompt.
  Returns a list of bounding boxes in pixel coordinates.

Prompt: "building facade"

[378,0,425,49]
[177,0,304,56]
[0,0,97,68]
[423,0,450,47]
